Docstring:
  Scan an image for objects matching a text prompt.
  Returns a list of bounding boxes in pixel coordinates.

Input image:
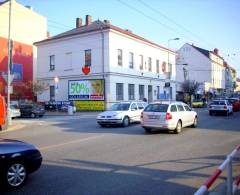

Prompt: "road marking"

[39,135,105,151]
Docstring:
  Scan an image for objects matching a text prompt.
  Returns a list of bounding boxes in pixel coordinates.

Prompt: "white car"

[9,104,21,118]
[97,102,147,127]
[209,100,233,116]
[141,101,198,133]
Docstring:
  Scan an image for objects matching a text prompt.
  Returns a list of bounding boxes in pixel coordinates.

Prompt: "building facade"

[35,15,177,110]
[176,43,226,98]
[0,0,47,99]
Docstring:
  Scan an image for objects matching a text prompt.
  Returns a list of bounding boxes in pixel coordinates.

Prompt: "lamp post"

[167,37,180,100]
[7,0,13,126]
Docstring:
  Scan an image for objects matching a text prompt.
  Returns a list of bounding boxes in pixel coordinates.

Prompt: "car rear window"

[177,105,184,111]
[144,104,169,112]
[170,105,177,112]
[212,101,226,105]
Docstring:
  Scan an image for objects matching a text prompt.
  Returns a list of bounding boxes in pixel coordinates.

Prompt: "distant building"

[176,43,227,98]
[0,0,47,100]
[35,15,177,110]
[234,78,240,93]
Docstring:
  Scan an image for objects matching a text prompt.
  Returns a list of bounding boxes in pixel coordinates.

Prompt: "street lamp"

[167,37,180,100]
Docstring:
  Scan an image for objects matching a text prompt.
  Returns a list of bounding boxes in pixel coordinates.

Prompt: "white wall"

[0,0,47,45]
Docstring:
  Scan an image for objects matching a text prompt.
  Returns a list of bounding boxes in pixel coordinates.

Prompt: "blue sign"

[12,64,23,81]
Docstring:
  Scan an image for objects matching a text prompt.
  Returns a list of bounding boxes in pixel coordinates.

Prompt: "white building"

[35,15,177,110]
[176,43,226,98]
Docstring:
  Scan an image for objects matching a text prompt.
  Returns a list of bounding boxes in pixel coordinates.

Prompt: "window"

[50,85,55,101]
[156,59,160,73]
[129,52,134,69]
[169,63,172,77]
[139,55,143,70]
[157,86,160,99]
[148,57,152,72]
[128,84,135,100]
[184,105,191,111]
[118,49,122,66]
[137,103,144,109]
[139,85,144,100]
[177,105,184,111]
[131,103,138,110]
[170,105,177,112]
[144,104,169,112]
[50,55,55,71]
[85,49,91,66]
[65,52,72,68]
[116,83,124,101]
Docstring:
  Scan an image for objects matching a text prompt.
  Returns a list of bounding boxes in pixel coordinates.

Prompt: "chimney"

[76,17,82,28]
[47,31,51,38]
[86,15,92,26]
[213,48,219,55]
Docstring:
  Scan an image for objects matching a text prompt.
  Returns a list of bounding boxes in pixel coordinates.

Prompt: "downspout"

[100,26,106,109]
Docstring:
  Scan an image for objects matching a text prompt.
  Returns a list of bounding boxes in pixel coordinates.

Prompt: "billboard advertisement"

[68,79,104,100]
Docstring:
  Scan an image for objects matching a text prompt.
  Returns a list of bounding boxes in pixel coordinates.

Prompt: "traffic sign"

[1,72,14,84]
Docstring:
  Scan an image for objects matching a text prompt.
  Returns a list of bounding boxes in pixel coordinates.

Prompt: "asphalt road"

[1,109,240,195]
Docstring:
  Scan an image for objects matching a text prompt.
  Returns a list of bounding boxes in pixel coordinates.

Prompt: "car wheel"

[2,161,28,190]
[122,116,130,127]
[192,117,198,128]
[144,128,152,133]
[30,113,36,118]
[39,115,43,118]
[175,120,182,134]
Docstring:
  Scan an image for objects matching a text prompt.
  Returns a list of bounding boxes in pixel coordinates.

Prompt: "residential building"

[176,43,226,98]
[35,15,177,110]
[235,78,240,93]
[225,62,237,95]
[0,0,47,99]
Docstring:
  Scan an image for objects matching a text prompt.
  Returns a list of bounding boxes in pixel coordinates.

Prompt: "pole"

[7,0,12,126]
[227,155,233,195]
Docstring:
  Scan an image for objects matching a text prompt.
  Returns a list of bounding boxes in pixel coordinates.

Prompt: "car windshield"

[144,104,169,112]
[110,103,130,111]
[10,105,18,109]
[212,101,226,105]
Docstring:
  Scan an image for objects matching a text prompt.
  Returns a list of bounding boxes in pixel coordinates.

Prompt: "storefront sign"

[68,79,104,100]
[74,100,104,111]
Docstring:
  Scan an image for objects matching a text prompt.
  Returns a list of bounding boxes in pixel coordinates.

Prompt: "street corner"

[0,123,25,134]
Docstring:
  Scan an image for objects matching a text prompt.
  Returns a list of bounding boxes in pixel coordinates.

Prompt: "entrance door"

[148,85,153,103]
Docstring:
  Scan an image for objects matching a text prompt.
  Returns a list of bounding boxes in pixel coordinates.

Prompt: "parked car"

[226,98,240,112]
[0,139,42,190]
[9,104,21,119]
[96,101,148,127]
[19,104,45,118]
[209,100,233,116]
[141,101,198,133]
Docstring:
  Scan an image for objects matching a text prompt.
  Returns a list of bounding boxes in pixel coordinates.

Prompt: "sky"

[7,0,240,74]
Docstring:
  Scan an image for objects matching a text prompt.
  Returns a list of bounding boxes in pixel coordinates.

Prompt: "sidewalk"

[45,111,101,116]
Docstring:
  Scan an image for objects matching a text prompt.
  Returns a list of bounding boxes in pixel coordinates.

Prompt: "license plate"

[148,115,160,119]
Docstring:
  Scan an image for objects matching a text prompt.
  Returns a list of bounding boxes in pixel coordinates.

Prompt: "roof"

[191,45,210,58]
[35,20,171,52]
[0,0,8,5]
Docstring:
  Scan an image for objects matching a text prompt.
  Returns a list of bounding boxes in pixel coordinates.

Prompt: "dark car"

[19,104,45,118]
[0,139,42,190]
[226,98,240,112]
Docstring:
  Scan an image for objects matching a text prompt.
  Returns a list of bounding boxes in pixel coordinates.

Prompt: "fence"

[194,145,240,195]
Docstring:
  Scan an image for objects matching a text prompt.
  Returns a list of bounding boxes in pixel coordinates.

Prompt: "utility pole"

[7,0,13,126]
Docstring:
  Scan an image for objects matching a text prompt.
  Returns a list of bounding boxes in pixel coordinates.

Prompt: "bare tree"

[182,80,200,105]
[26,81,49,101]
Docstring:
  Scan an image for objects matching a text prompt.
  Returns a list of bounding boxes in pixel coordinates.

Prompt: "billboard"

[12,64,23,81]
[68,79,104,100]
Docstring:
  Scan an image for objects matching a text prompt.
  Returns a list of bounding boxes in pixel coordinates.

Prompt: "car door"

[183,104,194,125]
[176,104,188,127]
[129,103,139,122]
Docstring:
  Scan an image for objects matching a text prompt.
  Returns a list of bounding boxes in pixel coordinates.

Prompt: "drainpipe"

[100,26,106,109]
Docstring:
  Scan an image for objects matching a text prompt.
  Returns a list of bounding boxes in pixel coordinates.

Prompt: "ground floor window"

[139,85,144,100]
[116,83,124,100]
[50,85,55,101]
[157,86,160,99]
[128,84,135,100]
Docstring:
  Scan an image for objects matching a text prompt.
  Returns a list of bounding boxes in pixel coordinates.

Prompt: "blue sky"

[14,0,240,73]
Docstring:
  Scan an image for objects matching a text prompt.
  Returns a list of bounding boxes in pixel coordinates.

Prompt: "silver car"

[141,101,198,133]
[97,101,147,127]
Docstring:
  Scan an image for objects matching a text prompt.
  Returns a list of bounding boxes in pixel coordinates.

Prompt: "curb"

[0,124,25,134]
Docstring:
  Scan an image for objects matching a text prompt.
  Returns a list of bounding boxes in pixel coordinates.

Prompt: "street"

[1,110,240,195]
